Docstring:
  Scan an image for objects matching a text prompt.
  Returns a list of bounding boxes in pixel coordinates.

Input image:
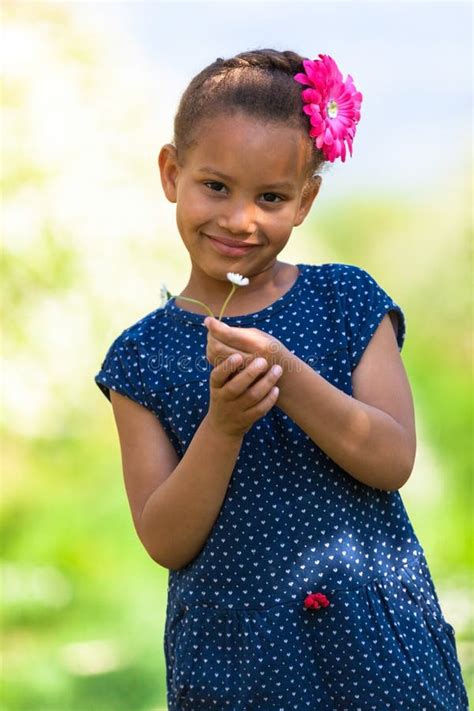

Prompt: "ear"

[158,143,180,203]
[293,176,322,227]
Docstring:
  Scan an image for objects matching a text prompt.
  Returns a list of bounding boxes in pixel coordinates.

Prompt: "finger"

[239,363,283,409]
[244,385,280,420]
[205,318,253,351]
[222,356,269,399]
[210,353,243,389]
[207,340,243,364]
[207,334,253,368]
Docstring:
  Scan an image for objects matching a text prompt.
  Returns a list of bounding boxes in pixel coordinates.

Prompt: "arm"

[138,415,243,570]
[109,352,281,571]
[110,390,243,571]
[275,313,417,491]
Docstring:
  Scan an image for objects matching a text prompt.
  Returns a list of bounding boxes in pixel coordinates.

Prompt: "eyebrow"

[197,166,295,190]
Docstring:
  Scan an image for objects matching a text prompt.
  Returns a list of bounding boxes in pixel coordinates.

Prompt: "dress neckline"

[164,263,309,326]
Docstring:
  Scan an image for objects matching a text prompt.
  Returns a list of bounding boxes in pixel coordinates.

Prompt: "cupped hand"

[206,352,283,439]
[204,317,289,371]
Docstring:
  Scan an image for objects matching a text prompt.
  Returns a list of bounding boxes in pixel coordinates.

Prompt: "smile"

[205,234,259,257]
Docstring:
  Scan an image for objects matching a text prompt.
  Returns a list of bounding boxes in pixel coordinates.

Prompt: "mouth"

[204,234,260,257]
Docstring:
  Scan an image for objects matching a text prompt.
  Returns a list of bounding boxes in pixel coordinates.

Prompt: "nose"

[217,198,257,235]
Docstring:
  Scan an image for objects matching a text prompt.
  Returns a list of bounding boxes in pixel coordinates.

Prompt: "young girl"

[94,49,468,710]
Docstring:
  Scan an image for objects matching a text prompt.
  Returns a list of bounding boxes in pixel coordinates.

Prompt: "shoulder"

[300,261,369,283]
[316,262,372,284]
[300,261,374,299]
[106,304,206,395]
[100,306,171,394]
[111,306,169,350]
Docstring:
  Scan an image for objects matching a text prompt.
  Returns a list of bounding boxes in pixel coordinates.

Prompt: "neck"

[178,259,288,316]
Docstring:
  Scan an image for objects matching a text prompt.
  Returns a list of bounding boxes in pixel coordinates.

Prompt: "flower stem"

[171,295,215,318]
[218,284,237,321]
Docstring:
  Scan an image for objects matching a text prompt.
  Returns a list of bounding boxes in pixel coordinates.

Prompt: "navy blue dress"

[94,262,468,710]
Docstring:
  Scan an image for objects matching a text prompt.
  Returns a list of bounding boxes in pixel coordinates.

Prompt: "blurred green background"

[2,2,472,709]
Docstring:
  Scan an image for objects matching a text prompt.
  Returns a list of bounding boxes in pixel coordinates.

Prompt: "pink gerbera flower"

[294,54,363,163]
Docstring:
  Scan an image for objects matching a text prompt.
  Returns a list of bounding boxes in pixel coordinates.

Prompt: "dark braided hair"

[172,48,328,192]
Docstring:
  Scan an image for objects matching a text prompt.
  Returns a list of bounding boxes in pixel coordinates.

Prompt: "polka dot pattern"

[94,263,468,710]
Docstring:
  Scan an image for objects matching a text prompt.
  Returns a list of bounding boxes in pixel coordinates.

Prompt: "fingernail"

[254,358,266,369]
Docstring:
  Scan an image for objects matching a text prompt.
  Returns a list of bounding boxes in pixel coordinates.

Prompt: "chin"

[191,257,229,281]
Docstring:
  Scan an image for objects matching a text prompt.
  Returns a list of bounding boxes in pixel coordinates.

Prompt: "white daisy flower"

[217,272,251,320]
[226,272,249,287]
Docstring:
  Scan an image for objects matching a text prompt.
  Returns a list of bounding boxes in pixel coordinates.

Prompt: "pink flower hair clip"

[294,54,363,163]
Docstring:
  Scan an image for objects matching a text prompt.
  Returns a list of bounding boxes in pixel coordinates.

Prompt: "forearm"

[276,354,412,490]
[138,414,243,570]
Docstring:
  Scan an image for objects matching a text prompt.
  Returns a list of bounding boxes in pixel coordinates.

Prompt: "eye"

[203,181,227,193]
[203,182,284,204]
[261,193,283,204]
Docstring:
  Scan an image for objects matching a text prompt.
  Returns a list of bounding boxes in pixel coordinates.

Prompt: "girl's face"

[159,112,319,283]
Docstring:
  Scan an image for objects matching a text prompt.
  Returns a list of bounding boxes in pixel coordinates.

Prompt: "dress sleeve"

[94,332,150,409]
[94,330,185,458]
[342,265,406,371]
